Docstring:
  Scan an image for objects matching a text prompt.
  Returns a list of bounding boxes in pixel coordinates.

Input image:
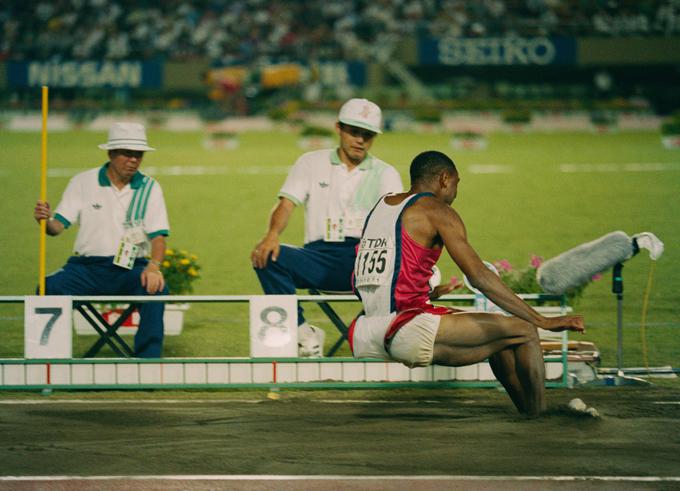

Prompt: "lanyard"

[125,176,155,223]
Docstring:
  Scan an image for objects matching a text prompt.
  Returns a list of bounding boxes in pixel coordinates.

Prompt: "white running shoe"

[298,322,325,358]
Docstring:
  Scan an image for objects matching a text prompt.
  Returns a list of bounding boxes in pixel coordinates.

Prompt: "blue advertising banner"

[419,37,577,66]
[7,60,163,88]
[315,61,367,87]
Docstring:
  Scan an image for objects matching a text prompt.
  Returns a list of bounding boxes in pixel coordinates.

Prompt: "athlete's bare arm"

[422,200,584,333]
[251,197,296,268]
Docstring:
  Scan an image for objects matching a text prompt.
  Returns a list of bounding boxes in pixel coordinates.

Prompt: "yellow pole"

[38,86,48,295]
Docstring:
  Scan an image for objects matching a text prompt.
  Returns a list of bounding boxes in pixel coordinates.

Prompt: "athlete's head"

[409,151,459,204]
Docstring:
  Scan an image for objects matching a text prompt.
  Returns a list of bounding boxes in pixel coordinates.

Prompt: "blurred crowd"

[1,0,679,64]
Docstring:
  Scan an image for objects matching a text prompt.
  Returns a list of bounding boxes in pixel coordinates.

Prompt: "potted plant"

[450,255,600,307]
[160,248,201,335]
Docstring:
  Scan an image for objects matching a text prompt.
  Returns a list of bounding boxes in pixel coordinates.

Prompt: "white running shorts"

[388,312,442,368]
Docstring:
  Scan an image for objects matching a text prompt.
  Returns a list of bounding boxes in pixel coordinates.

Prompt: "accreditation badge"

[113,240,140,270]
[324,217,345,242]
[343,211,366,237]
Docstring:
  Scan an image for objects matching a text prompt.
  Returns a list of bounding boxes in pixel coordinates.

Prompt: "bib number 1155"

[354,237,393,287]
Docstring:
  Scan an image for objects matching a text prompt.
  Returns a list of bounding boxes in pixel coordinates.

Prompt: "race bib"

[354,236,394,287]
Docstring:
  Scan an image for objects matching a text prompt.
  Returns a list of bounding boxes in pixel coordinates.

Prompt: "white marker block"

[163,363,184,384]
[320,362,342,381]
[207,363,229,384]
[24,296,72,359]
[249,295,298,357]
[72,364,94,385]
[94,364,116,385]
[366,363,387,381]
[230,363,252,383]
[185,363,207,384]
[276,362,297,383]
[298,363,320,382]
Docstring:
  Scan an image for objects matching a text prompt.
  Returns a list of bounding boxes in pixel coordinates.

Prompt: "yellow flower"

[188,267,198,277]
[165,248,174,256]
[180,258,190,265]
[162,260,170,268]
[191,254,198,260]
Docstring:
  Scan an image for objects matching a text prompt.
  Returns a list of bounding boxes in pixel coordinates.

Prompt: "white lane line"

[46,166,291,178]
[40,161,680,178]
[2,475,679,482]
[0,399,440,405]
[560,162,679,173]
[0,399,263,404]
[653,401,680,405]
[468,164,513,174]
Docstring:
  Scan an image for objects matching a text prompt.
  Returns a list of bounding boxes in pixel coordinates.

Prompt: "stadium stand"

[2,0,680,63]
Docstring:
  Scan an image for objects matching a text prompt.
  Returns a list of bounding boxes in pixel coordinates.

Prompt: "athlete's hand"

[141,266,165,294]
[540,315,585,333]
[34,200,51,223]
[251,235,280,269]
[429,275,464,300]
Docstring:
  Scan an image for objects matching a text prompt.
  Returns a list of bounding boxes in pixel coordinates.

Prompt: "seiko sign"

[7,60,162,88]
[438,37,556,65]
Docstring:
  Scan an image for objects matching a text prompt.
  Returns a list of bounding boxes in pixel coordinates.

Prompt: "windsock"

[537,231,634,294]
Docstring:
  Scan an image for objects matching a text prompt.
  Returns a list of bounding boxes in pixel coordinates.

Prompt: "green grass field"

[1,128,678,367]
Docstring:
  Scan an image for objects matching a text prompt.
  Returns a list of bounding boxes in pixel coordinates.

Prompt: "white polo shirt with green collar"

[54,163,170,257]
[278,148,403,244]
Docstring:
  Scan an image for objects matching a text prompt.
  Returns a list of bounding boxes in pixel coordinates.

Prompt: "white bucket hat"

[98,122,156,152]
[338,98,382,134]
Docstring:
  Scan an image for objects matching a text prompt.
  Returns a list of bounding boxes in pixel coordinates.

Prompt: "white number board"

[249,295,297,358]
[24,295,73,359]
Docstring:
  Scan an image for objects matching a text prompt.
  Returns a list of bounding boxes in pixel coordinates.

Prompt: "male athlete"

[251,98,402,357]
[350,150,584,417]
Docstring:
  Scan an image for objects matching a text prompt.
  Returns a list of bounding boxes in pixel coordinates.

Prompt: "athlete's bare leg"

[489,338,547,416]
[489,348,528,414]
[432,312,547,416]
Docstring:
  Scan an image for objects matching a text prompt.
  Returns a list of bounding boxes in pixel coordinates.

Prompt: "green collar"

[98,163,144,189]
[330,148,373,170]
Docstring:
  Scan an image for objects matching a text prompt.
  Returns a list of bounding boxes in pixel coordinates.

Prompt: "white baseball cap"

[98,122,156,152]
[338,98,382,134]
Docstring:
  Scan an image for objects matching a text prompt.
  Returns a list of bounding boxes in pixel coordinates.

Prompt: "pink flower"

[591,273,602,281]
[494,259,513,272]
[530,255,544,269]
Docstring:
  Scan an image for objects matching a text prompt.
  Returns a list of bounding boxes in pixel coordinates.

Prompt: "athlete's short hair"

[409,151,457,185]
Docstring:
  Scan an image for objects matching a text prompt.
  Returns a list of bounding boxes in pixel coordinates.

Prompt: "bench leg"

[79,303,136,358]
[314,300,349,357]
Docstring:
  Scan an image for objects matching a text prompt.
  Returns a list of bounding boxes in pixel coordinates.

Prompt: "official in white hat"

[251,98,404,357]
[33,121,170,358]
[98,122,156,152]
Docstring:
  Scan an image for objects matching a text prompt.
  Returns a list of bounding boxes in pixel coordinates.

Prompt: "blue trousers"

[254,239,358,324]
[44,256,167,358]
